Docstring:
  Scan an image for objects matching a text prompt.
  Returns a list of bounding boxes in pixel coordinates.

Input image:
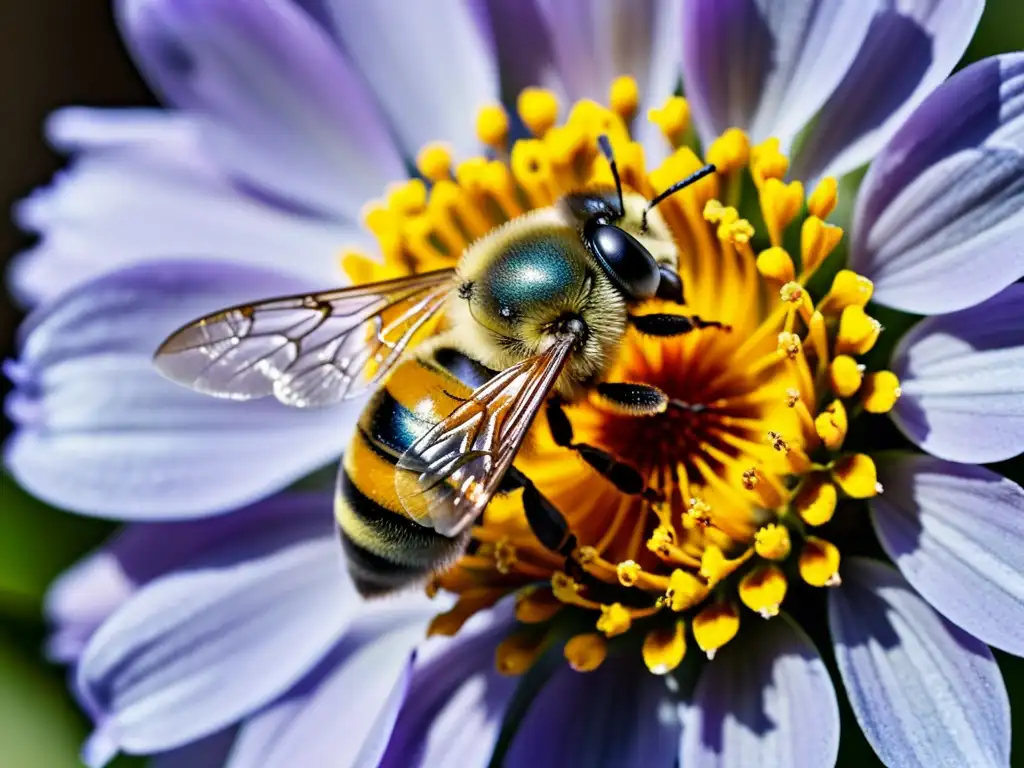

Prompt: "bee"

[155,136,722,596]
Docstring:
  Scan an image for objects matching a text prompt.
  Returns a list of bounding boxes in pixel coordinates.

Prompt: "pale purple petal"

[792,0,985,181]
[872,454,1024,656]
[116,0,404,219]
[890,284,1024,464]
[379,606,518,768]
[476,0,560,101]
[680,0,876,150]
[536,0,682,149]
[679,617,839,768]
[77,527,352,760]
[829,558,1010,768]
[228,598,434,768]
[322,0,497,157]
[151,730,237,768]
[5,260,357,518]
[851,54,1024,314]
[505,654,680,768]
[45,493,331,662]
[11,109,363,306]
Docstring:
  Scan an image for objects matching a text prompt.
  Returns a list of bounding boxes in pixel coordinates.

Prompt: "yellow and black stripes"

[335,341,491,596]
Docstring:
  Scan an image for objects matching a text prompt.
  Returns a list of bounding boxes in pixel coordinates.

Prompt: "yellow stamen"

[861,371,902,414]
[820,270,874,314]
[617,559,642,587]
[801,217,844,276]
[756,246,796,284]
[666,568,709,612]
[647,96,690,147]
[496,627,549,675]
[754,524,791,561]
[564,633,608,672]
[739,565,788,618]
[830,355,864,398]
[807,176,838,219]
[609,76,640,121]
[836,305,882,356]
[416,143,454,183]
[750,138,789,186]
[832,454,880,499]
[515,587,564,624]
[596,603,633,638]
[760,178,804,246]
[642,621,687,675]
[815,399,848,451]
[700,544,753,587]
[517,87,560,137]
[386,179,427,215]
[693,601,740,659]
[799,538,842,587]
[428,588,505,637]
[707,128,750,175]
[793,476,838,526]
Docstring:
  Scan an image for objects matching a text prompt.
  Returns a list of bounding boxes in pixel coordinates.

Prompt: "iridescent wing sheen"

[395,337,575,537]
[154,269,454,407]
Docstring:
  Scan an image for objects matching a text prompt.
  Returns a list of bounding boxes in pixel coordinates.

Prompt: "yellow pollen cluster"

[342,77,901,676]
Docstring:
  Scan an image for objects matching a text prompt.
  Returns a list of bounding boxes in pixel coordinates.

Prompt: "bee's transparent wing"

[154,269,454,407]
[395,337,575,537]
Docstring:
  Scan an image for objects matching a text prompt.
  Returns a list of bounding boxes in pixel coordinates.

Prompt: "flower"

[5,1,1023,767]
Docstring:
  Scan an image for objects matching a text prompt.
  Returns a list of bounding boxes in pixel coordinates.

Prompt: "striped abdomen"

[336,343,494,597]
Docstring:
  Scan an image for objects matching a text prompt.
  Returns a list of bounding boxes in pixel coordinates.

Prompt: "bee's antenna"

[597,134,625,218]
[642,164,717,232]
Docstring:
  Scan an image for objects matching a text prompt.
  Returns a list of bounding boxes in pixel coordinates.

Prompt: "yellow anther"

[700,544,751,587]
[799,538,842,587]
[760,177,804,246]
[666,569,708,612]
[815,399,848,451]
[647,96,690,146]
[777,331,802,359]
[496,628,548,675]
[475,104,509,151]
[794,476,839,526]
[750,138,789,186]
[754,524,791,561]
[742,467,760,490]
[821,270,874,314]
[836,305,882,356]
[609,75,640,120]
[574,545,598,565]
[551,571,585,604]
[515,587,563,624]
[596,603,633,638]
[785,388,801,407]
[756,247,795,283]
[492,537,518,574]
[861,371,902,414]
[686,497,713,528]
[829,355,863,397]
[428,589,501,637]
[693,601,740,659]
[416,143,454,183]
[724,217,755,244]
[703,199,729,224]
[801,216,844,275]
[832,453,880,499]
[642,621,687,675]
[647,523,677,556]
[517,87,560,137]
[707,128,750,174]
[702,200,752,243]
[780,282,804,304]
[739,565,788,618]
[564,633,608,672]
[386,179,428,215]
[567,99,625,141]
[808,176,838,219]
[617,560,642,587]
[454,157,489,195]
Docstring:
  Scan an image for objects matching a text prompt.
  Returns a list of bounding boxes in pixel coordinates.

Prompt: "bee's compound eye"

[586,223,660,300]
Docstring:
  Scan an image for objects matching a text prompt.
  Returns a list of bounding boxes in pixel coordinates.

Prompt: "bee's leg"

[503,467,576,558]
[655,265,685,304]
[629,312,731,336]
[593,382,668,417]
[545,397,662,502]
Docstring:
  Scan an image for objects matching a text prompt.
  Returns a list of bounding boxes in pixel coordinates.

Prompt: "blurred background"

[0,2,1022,766]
